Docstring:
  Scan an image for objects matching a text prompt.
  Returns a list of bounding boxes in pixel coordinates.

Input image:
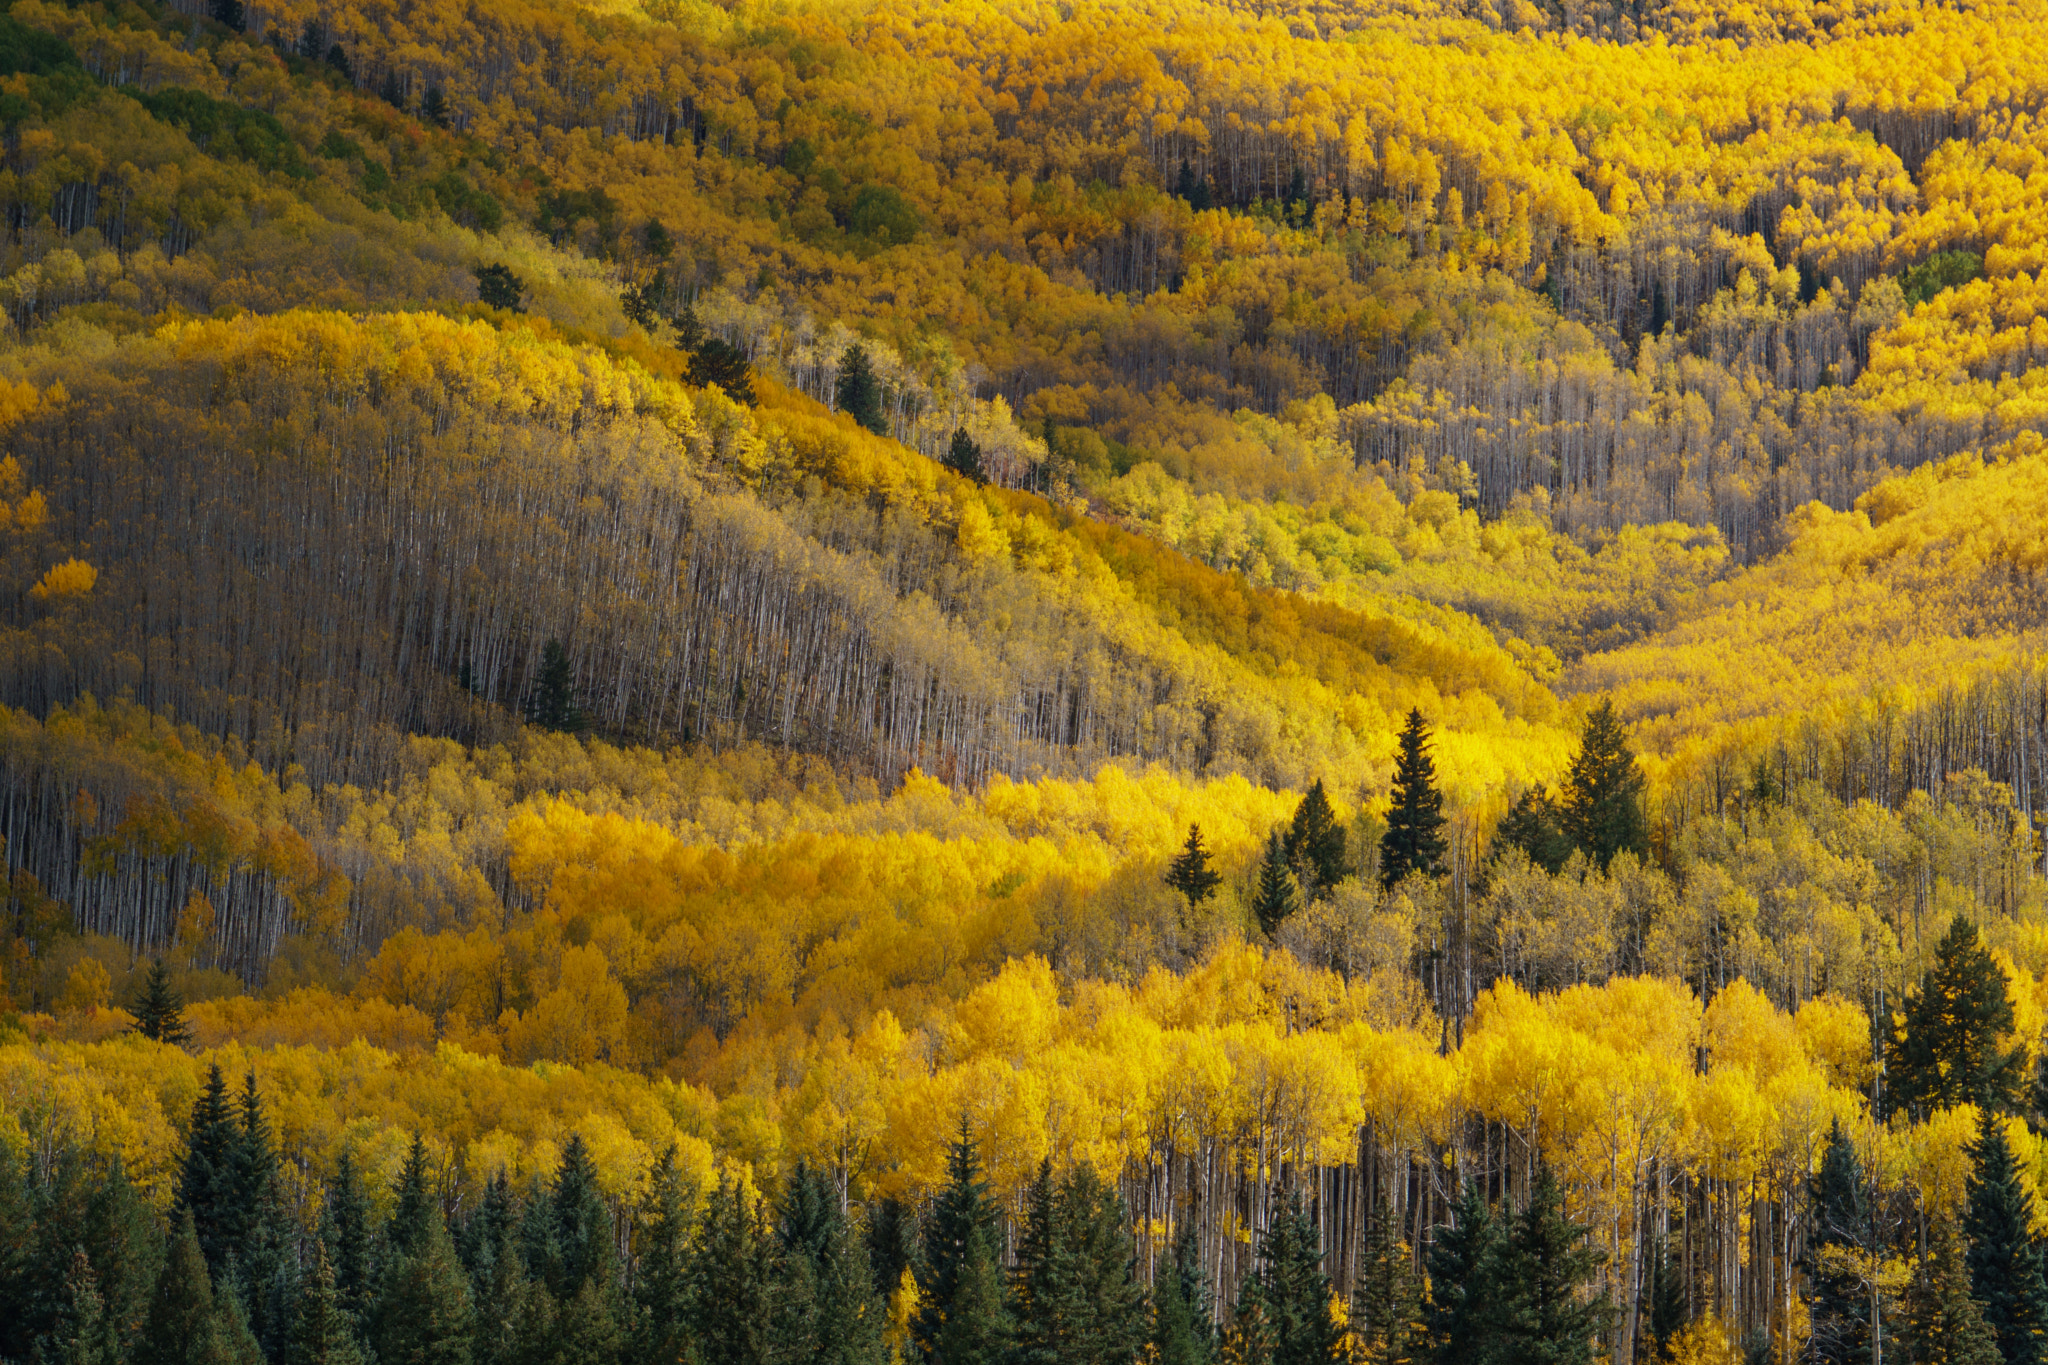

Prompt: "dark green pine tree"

[547,1135,616,1300]
[1352,1199,1419,1365]
[1890,914,2027,1120]
[1493,786,1572,876]
[1556,699,1648,871]
[474,264,524,312]
[914,1121,1007,1365]
[628,1149,692,1365]
[131,960,191,1045]
[472,1217,538,1365]
[1237,1191,1341,1365]
[389,1135,439,1261]
[1283,781,1347,900]
[208,0,245,33]
[83,1153,162,1364]
[686,1177,775,1365]
[40,1247,108,1365]
[287,1243,367,1365]
[420,87,450,129]
[210,1261,267,1365]
[374,1214,473,1365]
[526,641,588,733]
[176,1067,244,1283]
[1641,1239,1685,1361]
[867,1196,918,1305]
[1900,1221,2002,1365]
[687,339,755,405]
[17,1143,94,1358]
[775,1164,885,1365]
[1165,825,1224,909]
[834,345,888,435]
[1252,834,1300,940]
[944,427,985,483]
[1965,1117,2048,1365]
[1379,710,1447,890]
[1803,1120,1872,1365]
[0,1136,30,1357]
[553,1280,624,1365]
[321,1152,375,1328]
[1153,1216,1213,1365]
[1059,1164,1147,1365]
[1486,1170,1607,1365]
[235,1073,297,1362]
[136,1214,218,1365]
[1010,1160,1070,1365]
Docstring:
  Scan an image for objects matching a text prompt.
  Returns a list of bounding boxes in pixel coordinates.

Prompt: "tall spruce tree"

[235,1074,297,1362]
[945,427,985,483]
[321,1153,375,1327]
[1804,1120,1874,1365]
[526,642,587,733]
[1236,1191,1341,1365]
[1486,1170,1607,1365]
[1252,834,1300,939]
[1493,786,1572,876]
[470,1189,536,1365]
[210,1263,266,1365]
[834,345,887,435]
[1421,1185,1497,1365]
[176,1067,243,1283]
[82,1153,160,1365]
[374,1214,473,1365]
[1557,700,1648,871]
[41,1247,108,1365]
[1352,1199,1419,1365]
[1901,1222,2001,1365]
[547,1135,615,1299]
[1380,711,1447,889]
[131,961,190,1045]
[1284,781,1347,899]
[915,1122,1006,1365]
[629,1148,692,1365]
[776,1164,884,1365]
[1165,825,1223,909]
[1643,1239,1686,1361]
[0,1136,30,1357]
[868,1196,918,1304]
[1153,1215,1213,1365]
[1964,1117,2048,1365]
[685,1177,775,1365]
[137,1214,217,1365]
[389,1136,438,1260]
[1889,915,2027,1119]
[287,1243,367,1365]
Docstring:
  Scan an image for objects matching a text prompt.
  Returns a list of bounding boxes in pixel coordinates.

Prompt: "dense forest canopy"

[0,0,2044,1363]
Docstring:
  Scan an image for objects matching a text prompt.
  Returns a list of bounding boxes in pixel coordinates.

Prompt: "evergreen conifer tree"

[915,1121,1005,1365]
[420,87,449,128]
[0,1137,30,1356]
[1380,711,1447,889]
[389,1136,438,1261]
[1803,1120,1873,1365]
[526,642,587,734]
[1153,1216,1212,1365]
[868,1196,918,1305]
[287,1244,367,1365]
[1493,787,1572,875]
[374,1215,473,1365]
[775,1164,884,1365]
[629,1149,692,1365]
[235,1074,297,1361]
[1352,1199,1419,1365]
[209,1264,266,1365]
[1642,1239,1686,1361]
[945,428,985,483]
[685,1177,774,1365]
[553,1280,623,1365]
[137,1214,217,1365]
[321,1153,375,1328]
[687,340,755,404]
[473,264,523,312]
[131,961,190,1045]
[470,1196,536,1365]
[1965,1117,2048,1365]
[41,1248,107,1365]
[1890,915,2027,1119]
[1252,834,1299,939]
[1422,1185,1498,1365]
[1284,781,1347,899]
[176,1067,243,1283]
[1011,1160,1069,1365]
[209,0,245,32]
[834,346,887,435]
[1557,700,1648,871]
[1901,1222,2001,1365]
[1063,1164,1147,1365]
[1239,1191,1341,1365]
[1165,825,1223,909]
[547,1135,615,1299]
[82,1153,159,1365]
[1486,1170,1607,1365]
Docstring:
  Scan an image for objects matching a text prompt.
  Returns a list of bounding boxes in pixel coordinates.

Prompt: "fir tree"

[388,1135,438,1261]
[40,1248,107,1365]
[629,1149,692,1365]
[1493,786,1572,876]
[934,1224,1009,1365]
[1166,825,1224,909]
[526,641,587,734]
[1889,915,2027,1119]
[1557,700,1648,871]
[915,1121,1004,1365]
[1642,1239,1685,1361]
[1012,1160,1069,1365]
[1060,1163,1147,1365]
[1252,834,1300,939]
[1422,1184,1498,1365]
[834,345,887,435]
[1380,710,1447,889]
[1900,1222,2001,1365]
[776,1164,885,1365]
[82,1154,160,1365]
[287,1244,367,1365]
[1803,1120,1872,1365]
[321,1153,375,1327]
[0,1137,30,1357]
[1153,1216,1213,1365]
[1352,1199,1419,1365]
[1283,780,1347,899]
[1486,1170,1608,1365]
[131,960,191,1045]
[552,1280,623,1365]
[868,1196,918,1304]
[471,1197,537,1365]
[687,339,755,404]
[208,0,245,32]
[547,1135,615,1299]
[473,264,524,312]
[236,1074,296,1361]
[210,1264,266,1365]
[686,1177,775,1365]
[420,87,449,129]
[137,1214,217,1365]
[945,427,985,483]
[1238,1191,1341,1365]
[374,1215,473,1365]
[1964,1117,2048,1365]
[176,1067,244,1283]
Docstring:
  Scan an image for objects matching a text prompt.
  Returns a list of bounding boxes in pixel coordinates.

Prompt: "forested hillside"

[0,0,2046,1364]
